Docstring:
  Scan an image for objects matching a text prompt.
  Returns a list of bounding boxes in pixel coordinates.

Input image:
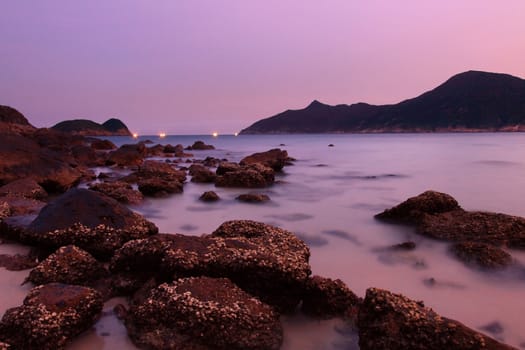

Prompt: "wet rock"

[89,181,143,204]
[138,178,183,197]
[90,139,116,150]
[71,144,105,167]
[186,140,215,150]
[236,193,270,203]
[27,245,107,286]
[389,241,417,251]
[0,134,82,193]
[146,144,165,157]
[0,196,46,217]
[22,188,158,259]
[0,105,36,135]
[450,242,513,269]
[111,220,311,312]
[189,164,217,183]
[0,283,103,349]
[0,202,10,221]
[215,164,275,188]
[162,144,182,154]
[418,210,525,248]
[216,161,241,175]
[240,148,289,171]
[358,287,515,350]
[199,191,220,202]
[375,190,461,224]
[122,160,187,183]
[106,143,147,166]
[0,178,47,200]
[0,252,39,271]
[301,275,360,319]
[202,156,221,167]
[126,277,282,350]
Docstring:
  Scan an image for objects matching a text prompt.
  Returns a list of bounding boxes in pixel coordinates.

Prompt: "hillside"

[52,118,131,136]
[240,71,525,134]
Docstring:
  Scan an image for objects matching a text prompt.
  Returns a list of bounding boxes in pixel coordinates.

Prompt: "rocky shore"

[0,105,521,349]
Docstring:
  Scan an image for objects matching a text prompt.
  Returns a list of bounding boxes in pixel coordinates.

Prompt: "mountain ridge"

[240,71,525,134]
[52,118,131,136]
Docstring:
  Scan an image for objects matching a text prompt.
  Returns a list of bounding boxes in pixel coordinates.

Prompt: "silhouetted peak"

[306,100,327,109]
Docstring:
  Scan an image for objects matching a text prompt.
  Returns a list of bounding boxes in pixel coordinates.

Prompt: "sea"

[2,133,525,349]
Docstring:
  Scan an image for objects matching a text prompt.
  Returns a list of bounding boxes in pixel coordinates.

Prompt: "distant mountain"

[52,118,131,136]
[240,71,525,134]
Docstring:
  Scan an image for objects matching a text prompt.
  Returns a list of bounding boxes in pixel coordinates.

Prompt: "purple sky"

[2,1,525,134]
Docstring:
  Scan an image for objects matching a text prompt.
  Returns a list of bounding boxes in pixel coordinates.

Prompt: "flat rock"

[236,193,270,203]
[138,178,183,197]
[126,276,282,350]
[216,161,241,175]
[22,188,158,259]
[215,164,275,188]
[240,148,289,171]
[0,283,103,349]
[358,287,516,350]
[27,245,107,286]
[186,140,215,150]
[89,181,143,204]
[450,242,513,269]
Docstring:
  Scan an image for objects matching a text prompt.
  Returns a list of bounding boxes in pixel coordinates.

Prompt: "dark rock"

[27,245,107,286]
[202,156,221,167]
[358,287,515,350]
[89,181,143,204]
[146,144,164,157]
[186,140,215,150]
[123,160,187,183]
[0,178,47,200]
[71,144,105,167]
[52,118,131,136]
[0,252,39,271]
[163,144,184,154]
[375,190,461,224]
[240,148,289,171]
[236,193,270,203]
[126,277,282,350]
[450,242,513,269]
[301,275,360,319]
[138,178,183,197]
[389,241,417,251]
[215,164,275,188]
[107,143,147,166]
[101,118,131,136]
[0,134,82,192]
[328,144,334,147]
[0,105,35,135]
[216,161,242,175]
[199,191,220,202]
[90,139,116,150]
[0,197,45,217]
[22,188,158,259]
[189,164,217,183]
[0,283,103,349]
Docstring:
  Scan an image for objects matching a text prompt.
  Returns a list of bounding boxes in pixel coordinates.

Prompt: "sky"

[1,1,525,135]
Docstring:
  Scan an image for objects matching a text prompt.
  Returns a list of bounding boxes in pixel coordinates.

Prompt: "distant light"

[212,132,219,137]
[234,132,238,136]
[132,133,139,138]
[159,132,166,138]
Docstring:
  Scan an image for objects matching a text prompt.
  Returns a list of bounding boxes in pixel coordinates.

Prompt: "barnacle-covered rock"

[215,164,275,188]
[126,277,282,350]
[106,142,146,166]
[236,192,270,203]
[240,148,289,172]
[199,191,220,202]
[358,288,516,350]
[122,160,187,183]
[0,283,103,349]
[88,181,143,204]
[27,245,107,286]
[189,164,217,183]
[449,242,513,269]
[0,178,47,200]
[137,178,183,197]
[22,188,158,259]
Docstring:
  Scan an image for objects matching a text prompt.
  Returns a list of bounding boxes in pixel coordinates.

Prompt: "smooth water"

[3,133,525,349]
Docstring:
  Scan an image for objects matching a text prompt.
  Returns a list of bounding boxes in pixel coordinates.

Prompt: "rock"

[146,144,164,157]
[389,241,417,251]
[199,191,220,202]
[111,220,311,312]
[0,251,39,271]
[216,161,241,175]
[27,245,107,286]
[240,148,289,171]
[215,164,275,188]
[189,164,217,183]
[358,287,516,350]
[450,242,513,269]
[22,188,158,259]
[202,156,221,167]
[0,202,10,221]
[418,210,525,248]
[138,178,183,197]
[236,193,270,203]
[0,178,47,200]
[126,277,282,350]
[106,143,147,166]
[186,140,215,150]
[90,139,116,150]
[328,144,334,147]
[71,144,105,167]
[89,181,143,204]
[123,160,187,183]
[0,134,82,193]
[301,276,360,319]
[0,105,36,135]
[375,190,461,224]
[0,283,103,349]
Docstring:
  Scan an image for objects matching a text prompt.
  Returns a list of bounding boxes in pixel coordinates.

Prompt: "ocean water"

[3,133,525,349]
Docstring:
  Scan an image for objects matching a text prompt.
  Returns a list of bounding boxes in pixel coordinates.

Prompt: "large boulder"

[106,143,147,166]
[90,139,116,150]
[186,140,215,150]
[358,288,516,350]
[216,161,241,175]
[0,283,103,349]
[0,178,47,200]
[22,188,158,259]
[0,105,36,135]
[189,164,217,183]
[122,160,187,183]
[88,181,143,204]
[126,277,282,350]
[138,178,183,197]
[27,245,107,286]
[199,191,220,202]
[71,144,105,167]
[0,134,82,192]
[375,190,461,224]
[240,148,289,171]
[449,242,513,269]
[111,220,311,312]
[215,164,275,188]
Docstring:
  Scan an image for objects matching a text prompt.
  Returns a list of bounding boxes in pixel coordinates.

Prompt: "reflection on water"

[4,133,525,348]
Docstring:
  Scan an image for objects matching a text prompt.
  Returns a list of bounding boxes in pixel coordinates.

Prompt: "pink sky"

[1,1,525,134]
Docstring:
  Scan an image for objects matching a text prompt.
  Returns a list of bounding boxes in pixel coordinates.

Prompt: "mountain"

[240,71,525,134]
[52,118,131,136]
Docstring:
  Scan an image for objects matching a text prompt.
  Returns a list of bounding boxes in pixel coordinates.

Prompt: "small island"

[52,118,131,136]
